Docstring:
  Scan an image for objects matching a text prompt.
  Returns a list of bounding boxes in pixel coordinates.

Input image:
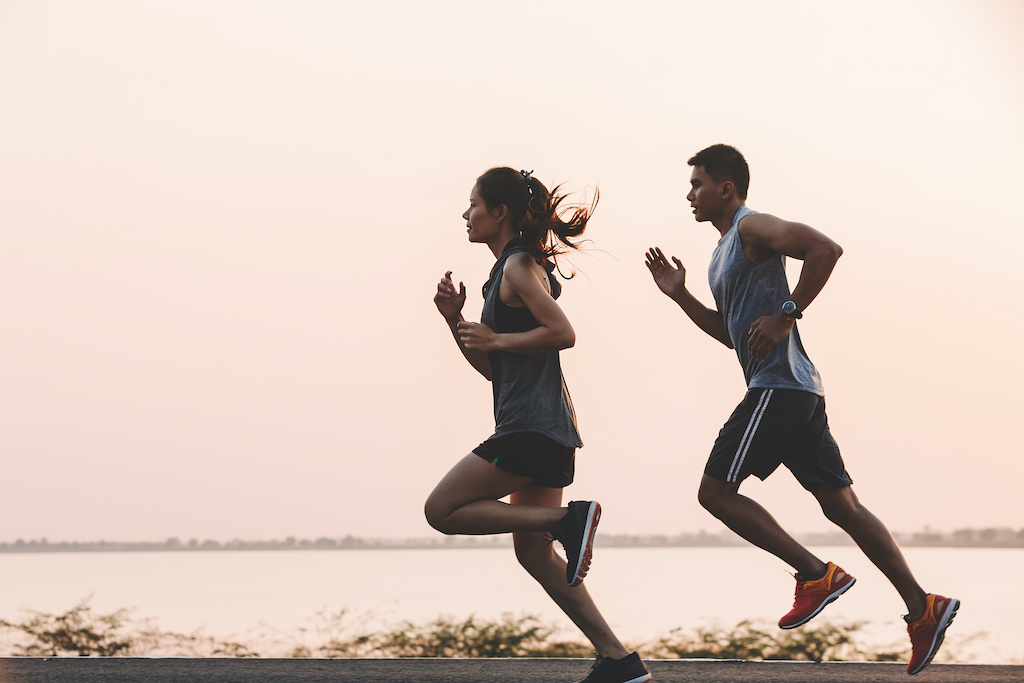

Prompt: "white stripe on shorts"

[727,389,774,482]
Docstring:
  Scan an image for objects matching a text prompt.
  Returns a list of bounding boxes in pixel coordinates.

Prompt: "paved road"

[0,658,1021,683]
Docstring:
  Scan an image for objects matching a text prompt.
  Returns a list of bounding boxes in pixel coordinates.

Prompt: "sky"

[2,0,1023,543]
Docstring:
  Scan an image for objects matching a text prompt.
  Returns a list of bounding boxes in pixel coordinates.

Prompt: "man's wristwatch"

[781,301,803,319]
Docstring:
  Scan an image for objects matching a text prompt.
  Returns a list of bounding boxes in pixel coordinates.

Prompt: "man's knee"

[698,476,733,514]
[816,486,860,526]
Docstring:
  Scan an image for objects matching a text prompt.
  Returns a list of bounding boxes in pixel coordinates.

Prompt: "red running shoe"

[907,593,960,675]
[778,561,855,629]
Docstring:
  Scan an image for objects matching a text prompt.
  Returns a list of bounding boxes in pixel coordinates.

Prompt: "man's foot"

[551,500,601,587]
[778,561,855,629]
[906,593,960,675]
[577,652,652,683]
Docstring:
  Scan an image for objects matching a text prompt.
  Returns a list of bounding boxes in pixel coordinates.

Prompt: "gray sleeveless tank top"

[708,207,824,396]
[480,240,583,447]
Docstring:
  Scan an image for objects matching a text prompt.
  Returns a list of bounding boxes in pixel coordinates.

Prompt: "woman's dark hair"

[474,167,596,273]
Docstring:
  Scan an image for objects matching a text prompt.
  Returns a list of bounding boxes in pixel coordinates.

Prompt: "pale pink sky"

[2,0,1022,542]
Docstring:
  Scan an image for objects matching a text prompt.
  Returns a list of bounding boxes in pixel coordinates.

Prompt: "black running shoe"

[578,652,652,683]
[552,500,601,587]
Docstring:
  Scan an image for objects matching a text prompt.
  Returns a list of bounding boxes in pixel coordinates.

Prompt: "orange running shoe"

[778,561,856,629]
[906,593,960,675]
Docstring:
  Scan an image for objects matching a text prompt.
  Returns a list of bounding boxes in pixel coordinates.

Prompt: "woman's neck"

[487,229,523,259]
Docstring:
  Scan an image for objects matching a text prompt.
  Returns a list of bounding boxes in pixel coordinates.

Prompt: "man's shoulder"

[736,211,794,258]
[736,210,783,232]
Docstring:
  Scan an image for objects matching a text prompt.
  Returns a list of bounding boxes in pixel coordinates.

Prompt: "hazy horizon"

[4,523,1020,548]
[3,0,1023,543]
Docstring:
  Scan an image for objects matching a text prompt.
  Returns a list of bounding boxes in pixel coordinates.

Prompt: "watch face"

[782,301,797,315]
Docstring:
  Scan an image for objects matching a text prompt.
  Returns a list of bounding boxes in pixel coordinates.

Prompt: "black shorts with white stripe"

[705,388,854,492]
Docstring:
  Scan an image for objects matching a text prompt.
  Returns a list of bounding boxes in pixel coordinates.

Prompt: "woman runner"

[424,167,651,683]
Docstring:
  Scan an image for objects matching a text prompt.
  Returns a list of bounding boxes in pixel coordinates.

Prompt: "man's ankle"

[796,562,829,582]
[904,593,929,622]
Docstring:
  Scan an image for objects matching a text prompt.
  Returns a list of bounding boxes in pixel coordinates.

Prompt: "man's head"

[687,144,749,200]
[685,144,749,226]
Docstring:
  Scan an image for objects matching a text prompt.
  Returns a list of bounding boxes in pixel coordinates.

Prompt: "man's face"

[685,165,724,223]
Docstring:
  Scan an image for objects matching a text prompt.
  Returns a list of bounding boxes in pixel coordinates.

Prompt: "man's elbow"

[824,237,843,260]
[561,329,576,350]
[812,239,843,265]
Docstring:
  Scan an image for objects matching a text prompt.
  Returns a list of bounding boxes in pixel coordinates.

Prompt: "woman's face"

[463,184,504,244]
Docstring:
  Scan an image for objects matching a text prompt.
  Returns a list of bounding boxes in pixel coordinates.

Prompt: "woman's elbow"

[560,327,576,350]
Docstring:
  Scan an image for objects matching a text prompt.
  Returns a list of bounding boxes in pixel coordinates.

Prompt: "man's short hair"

[688,144,750,200]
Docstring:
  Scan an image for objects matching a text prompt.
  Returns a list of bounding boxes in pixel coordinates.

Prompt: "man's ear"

[721,180,736,199]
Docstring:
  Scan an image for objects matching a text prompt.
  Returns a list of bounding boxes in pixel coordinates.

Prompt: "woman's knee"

[423,495,456,535]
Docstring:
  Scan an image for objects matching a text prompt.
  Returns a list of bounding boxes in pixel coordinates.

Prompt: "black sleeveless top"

[479,239,582,448]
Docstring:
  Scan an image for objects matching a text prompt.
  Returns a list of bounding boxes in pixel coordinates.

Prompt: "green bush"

[0,600,135,657]
[0,599,967,662]
[374,614,593,658]
[640,619,904,662]
[279,608,381,658]
[0,599,259,658]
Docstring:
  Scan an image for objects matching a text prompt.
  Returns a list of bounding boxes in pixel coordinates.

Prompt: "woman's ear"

[492,204,508,223]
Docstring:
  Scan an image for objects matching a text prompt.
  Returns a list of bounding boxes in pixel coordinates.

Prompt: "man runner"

[644,144,958,675]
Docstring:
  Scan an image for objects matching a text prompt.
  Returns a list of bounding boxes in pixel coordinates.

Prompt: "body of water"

[0,546,1019,663]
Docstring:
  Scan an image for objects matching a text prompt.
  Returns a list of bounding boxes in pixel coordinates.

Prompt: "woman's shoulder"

[502,250,543,276]
[501,250,555,297]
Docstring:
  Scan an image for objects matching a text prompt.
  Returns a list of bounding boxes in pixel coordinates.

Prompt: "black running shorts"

[705,388,853,492]
[473,431,575,489]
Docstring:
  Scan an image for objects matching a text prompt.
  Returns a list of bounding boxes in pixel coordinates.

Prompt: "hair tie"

[520,169,534,196]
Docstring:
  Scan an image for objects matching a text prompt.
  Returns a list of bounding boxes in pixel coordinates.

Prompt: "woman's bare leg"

[424,454,568,534]
[510,485,631,659]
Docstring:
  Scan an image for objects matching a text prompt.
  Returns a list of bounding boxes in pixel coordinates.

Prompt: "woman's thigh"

[426,453,537,516]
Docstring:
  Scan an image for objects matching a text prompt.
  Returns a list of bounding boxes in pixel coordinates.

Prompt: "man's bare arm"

[645,247,733,349]
[740,213,843,314]
[739,214,843,361]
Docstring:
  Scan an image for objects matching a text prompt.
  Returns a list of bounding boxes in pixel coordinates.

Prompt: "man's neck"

[712,203,745,236]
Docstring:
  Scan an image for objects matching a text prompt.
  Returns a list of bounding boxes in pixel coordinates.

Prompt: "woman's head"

[468,167,595,268]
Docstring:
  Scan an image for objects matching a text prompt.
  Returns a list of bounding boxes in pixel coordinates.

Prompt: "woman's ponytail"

[475,167,596,275]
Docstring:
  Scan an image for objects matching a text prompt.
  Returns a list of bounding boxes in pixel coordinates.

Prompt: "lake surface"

[1,546,1019,663]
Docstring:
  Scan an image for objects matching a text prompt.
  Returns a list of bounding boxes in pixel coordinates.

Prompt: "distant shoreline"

[3,527,1021,553]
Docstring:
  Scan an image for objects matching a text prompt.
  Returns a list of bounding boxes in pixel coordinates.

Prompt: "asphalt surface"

[0,658,1021,683]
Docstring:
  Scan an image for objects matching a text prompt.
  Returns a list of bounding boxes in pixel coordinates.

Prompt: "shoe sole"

[581,666,650,683]
[568,502,601,587]
[622,674,651,683]
[779,575,856,629]
[908,598,960,675]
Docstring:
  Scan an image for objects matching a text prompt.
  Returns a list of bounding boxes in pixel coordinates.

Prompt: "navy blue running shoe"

[578,652,652,683]
[552,500,601,587]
